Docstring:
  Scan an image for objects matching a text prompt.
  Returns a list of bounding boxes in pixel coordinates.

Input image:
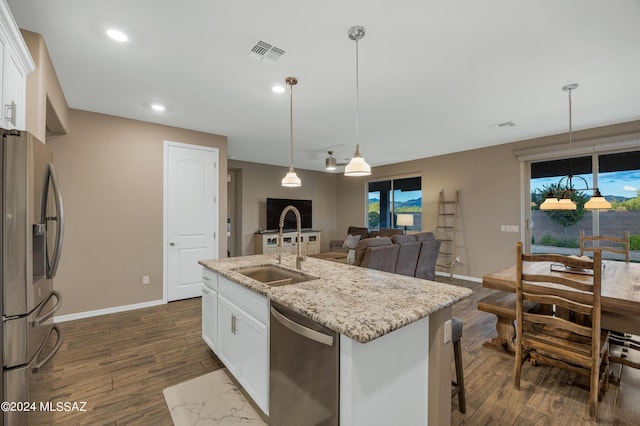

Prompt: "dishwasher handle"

[271,306,334,346]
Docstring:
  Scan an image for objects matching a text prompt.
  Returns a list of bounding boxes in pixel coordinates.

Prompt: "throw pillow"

[342,234,361,249]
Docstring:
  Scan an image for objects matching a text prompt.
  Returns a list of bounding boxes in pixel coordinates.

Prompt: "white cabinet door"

[217,295,242,377]
[2,49,24,129]
[201,284,217,351]
[238,309,269,413]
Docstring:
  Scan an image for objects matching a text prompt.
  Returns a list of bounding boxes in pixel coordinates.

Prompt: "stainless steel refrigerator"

[1,128,64,426]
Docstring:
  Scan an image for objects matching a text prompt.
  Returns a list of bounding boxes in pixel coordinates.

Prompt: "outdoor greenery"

[630,234,640,251]
[611,190,640,210]
[532,184,589,238]
[539,235,580,248]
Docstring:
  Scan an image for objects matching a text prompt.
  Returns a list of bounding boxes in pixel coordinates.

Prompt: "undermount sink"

[234,264,319,286]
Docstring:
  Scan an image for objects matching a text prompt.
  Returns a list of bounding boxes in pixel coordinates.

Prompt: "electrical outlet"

[444,319,452,343]
[143,275,150,285]
[454,256,461,264]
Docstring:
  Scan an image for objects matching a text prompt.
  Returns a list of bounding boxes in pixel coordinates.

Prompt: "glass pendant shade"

[584,189,611,210]
[281,166,301,187]
[539,197,560,210]
[344,145,371,176]
[556,198,577,210]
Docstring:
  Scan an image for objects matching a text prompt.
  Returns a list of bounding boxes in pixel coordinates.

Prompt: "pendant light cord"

[568,87,573,180]
[289,80,294,166]
[355,37,360,148]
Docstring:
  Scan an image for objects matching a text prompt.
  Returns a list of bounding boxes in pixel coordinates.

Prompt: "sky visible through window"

[531,170,640,199]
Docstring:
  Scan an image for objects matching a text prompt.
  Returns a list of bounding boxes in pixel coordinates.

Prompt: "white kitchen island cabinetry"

[200,255,471,425]
[0,2,35,130]
[212,275,269,415]
[201,268,218,350]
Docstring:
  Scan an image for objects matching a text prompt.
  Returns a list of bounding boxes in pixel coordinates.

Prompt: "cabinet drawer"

[219,276,268,323]
[202,268,218,291]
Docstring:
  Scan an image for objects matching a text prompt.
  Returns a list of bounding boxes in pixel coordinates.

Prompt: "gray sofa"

[340,231,441,280]
[329,226,403,253]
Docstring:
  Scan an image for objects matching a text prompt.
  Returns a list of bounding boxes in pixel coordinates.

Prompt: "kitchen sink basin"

[234,264,319,286]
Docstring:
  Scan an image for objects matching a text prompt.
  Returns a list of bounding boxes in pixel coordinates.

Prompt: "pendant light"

[539,84,611,211]
[281,77,302,187]
[344,25,371,177]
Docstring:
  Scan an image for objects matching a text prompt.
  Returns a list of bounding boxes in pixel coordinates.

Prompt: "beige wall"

[335,120,640,279]
[21,30,69,140]
[48,109,227,315]
[228,160,338,255]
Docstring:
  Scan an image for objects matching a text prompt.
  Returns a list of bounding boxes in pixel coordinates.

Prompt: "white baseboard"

[53,299,165,323]
[435,271,482,283]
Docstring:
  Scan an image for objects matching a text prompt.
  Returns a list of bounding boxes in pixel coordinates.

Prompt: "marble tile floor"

[163,368,266,425]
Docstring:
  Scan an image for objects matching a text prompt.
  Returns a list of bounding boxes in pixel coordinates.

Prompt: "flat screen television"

[266,198,312,230]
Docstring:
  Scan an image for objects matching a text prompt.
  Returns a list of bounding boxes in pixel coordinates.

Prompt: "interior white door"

[166,142,218,301]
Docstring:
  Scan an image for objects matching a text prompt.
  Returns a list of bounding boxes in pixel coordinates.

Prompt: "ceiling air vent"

[248,40,285,63]
[492,121,516,129]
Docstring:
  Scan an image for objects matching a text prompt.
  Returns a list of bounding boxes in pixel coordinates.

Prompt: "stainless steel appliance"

[1,128,64,426]
[270,302,339,426]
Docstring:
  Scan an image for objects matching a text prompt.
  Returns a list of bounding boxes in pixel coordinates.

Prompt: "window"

[368,176,421,232]
[530,150,640,261]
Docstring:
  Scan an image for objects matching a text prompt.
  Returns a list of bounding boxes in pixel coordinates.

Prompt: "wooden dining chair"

[513,242,610,421]
[580,230,639,382]
[580,230,630,263]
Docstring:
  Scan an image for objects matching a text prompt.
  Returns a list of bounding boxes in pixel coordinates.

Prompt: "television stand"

[255,230,321,256]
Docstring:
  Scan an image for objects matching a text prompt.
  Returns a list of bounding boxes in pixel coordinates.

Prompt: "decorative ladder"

[436,189,459,279]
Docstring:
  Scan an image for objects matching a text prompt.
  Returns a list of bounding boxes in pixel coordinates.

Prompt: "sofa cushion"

[392,235,422,276]
[414,232,436,242]
[391,234,417,244]
[360,244,400,273]
[370,228,403,238]
[347,226,369,240]
[342,233,361,249]
[353,237,393,266]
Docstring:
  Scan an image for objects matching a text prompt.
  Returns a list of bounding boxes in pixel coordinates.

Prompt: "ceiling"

[7,0,640,172]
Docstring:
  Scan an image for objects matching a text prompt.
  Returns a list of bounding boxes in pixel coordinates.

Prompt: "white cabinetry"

[201,269,218,351]
[201,270,269,415]
[0,3,35,130]
[255,230,321,256]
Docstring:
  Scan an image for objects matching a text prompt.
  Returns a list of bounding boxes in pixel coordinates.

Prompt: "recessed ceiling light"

[151,104,166,112]
[272,85,285,93]
[106,29,129,42]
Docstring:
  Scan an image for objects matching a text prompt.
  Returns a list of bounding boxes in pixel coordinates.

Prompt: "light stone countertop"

[199,254,472,344]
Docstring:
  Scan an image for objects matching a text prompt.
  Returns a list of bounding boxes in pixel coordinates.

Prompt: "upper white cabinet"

[0,1,35,130]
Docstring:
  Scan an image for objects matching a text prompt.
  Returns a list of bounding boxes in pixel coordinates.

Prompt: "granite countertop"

[199,254,472,344]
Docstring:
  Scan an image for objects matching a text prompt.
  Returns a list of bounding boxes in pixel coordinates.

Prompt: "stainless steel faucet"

[278,205,305,270]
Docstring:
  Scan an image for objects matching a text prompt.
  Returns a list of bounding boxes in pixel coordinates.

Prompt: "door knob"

[169,242,176,246]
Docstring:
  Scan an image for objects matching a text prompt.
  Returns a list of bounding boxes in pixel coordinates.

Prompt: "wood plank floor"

[38,298,223,425]
[447,277,640,426]
[39,279,639,425]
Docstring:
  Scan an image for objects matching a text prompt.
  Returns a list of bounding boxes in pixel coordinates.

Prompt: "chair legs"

[451,317,466,413]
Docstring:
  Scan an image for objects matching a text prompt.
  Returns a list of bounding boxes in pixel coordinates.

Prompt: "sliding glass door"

[529,150,640,261]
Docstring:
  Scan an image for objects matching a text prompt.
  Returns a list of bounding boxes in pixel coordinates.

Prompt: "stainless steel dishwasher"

[270,302,339,426]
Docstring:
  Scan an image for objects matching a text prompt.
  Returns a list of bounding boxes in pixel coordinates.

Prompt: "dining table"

[481,259,640,351]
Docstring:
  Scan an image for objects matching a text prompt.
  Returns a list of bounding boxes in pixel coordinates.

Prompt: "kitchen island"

[200,253,472,425]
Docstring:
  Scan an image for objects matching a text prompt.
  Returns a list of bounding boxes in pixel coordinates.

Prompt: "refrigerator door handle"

[32,324,63,373]
[33,290,63,327]
[41,163,65,278]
